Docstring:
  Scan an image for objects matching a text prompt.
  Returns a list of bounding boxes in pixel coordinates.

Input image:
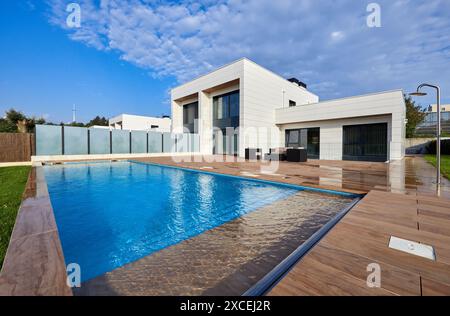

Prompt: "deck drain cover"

[388,236,435,261]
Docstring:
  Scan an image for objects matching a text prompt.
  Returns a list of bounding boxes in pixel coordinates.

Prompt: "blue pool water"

[44,161,302,282]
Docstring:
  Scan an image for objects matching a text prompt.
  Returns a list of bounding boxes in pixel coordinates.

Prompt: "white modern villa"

[109,114,172,133]
[171,58,406,162]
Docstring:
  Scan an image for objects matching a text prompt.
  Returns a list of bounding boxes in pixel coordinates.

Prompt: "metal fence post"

[61,125,65,155]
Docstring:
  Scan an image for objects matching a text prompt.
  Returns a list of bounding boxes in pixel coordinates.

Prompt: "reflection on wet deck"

[134,155,450,198]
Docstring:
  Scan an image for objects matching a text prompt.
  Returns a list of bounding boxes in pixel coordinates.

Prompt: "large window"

[343,123,387,162]
[213,90,239,126]
[183,101,198,133]
[285,128,320,159]
[213,90,239,155]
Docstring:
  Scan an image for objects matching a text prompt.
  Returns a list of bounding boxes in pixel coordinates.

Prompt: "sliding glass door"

[285,128,320,159]
[343,123,387,162]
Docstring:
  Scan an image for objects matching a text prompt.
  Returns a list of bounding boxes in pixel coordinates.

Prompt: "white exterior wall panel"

[240,59,319,156]
[276,90,405,160]
[279,115,392,160]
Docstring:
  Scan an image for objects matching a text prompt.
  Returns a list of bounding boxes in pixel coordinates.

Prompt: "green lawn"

[424,155,450,180]
[0,166,31,268]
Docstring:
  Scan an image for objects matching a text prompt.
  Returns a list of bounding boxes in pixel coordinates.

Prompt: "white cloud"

[330,31,345,41]
[46,0,450,104]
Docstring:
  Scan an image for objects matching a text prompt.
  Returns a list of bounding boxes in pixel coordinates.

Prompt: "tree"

[86,116,109,127]
[5,109,26,124]
[66,122,85,127]
[405,94,426,138]
[0,118,17,132]
[0,108,109,132]
[0,108,46,133]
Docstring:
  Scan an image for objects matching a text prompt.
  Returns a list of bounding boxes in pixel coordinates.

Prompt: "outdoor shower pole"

[437,86,441,185]
[410,83,441,185]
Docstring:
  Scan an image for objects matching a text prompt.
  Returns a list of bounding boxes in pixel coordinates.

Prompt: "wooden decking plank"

[269,255,395,296]
[422,278,450,296]
[418,208,450,221]
[418,222,450,238]
[343,215,450,259]
[336,219,450,266]
[303,243,420,295]
[418,214,450,235]
[320,226,450,286]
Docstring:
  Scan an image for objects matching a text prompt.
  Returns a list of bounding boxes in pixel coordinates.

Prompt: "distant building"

[109,114,171,133]
[90,125,110,129]
[427,104,450,112]
[415,104,450,136]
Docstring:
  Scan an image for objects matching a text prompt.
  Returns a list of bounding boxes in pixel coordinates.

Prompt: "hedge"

[425,139,450,155]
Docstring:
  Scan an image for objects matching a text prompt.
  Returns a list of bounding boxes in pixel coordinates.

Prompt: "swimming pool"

[44,161,356,292]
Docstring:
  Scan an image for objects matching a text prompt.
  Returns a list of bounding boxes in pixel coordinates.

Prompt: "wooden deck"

[269,190,450,296]
[134,155,450,198]
[0,167,70,296]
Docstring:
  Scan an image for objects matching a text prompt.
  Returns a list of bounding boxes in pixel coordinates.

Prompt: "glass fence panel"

[64,126,88,155]
[191,134,200,152]
[177,133,190,153]
[36,125,62,156]
[162,132,174,153]
[36,125,191,156]
[131,131,147,154]
[175,134,182,153]
[111,130,130,154]
[148,132,162,153]
[89,128,110,155]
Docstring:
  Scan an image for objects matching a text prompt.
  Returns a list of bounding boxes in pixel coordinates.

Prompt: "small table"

[245,148,262,160]
[286,148,307,162]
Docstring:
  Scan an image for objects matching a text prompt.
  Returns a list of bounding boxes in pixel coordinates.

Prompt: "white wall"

[171,58,319,156]
[279,115,392,160]
[171,59,245,154]
[240,59,318,156]
[109,114,172,132]
[276,90,406,160]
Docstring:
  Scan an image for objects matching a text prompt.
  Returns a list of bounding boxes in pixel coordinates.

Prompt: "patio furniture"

[264,147,287,161]
[286,148,307,162]
[245,148,262,160]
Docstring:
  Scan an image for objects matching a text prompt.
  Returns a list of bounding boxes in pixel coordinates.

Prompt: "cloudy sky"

[1,0,449,122]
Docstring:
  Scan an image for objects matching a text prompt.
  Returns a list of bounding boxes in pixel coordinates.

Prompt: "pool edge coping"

[0,165,72,296]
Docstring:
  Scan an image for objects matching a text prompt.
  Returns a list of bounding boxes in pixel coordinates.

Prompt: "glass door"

[285,128,320,159]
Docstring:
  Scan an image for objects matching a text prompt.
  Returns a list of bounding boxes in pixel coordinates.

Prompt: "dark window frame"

[285,127,320,159]
[212,90,240,156]
[213,90,240,121]
[183,101,199,133]
[342,123,388,162]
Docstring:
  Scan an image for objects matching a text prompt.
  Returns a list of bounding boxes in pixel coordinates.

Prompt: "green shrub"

[425,139,450,155]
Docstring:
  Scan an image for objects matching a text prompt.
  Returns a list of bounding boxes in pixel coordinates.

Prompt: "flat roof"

[276,89,404,110]
[171,57,310,93]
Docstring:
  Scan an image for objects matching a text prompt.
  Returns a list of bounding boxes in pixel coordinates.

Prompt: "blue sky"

[1,0,449,123]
